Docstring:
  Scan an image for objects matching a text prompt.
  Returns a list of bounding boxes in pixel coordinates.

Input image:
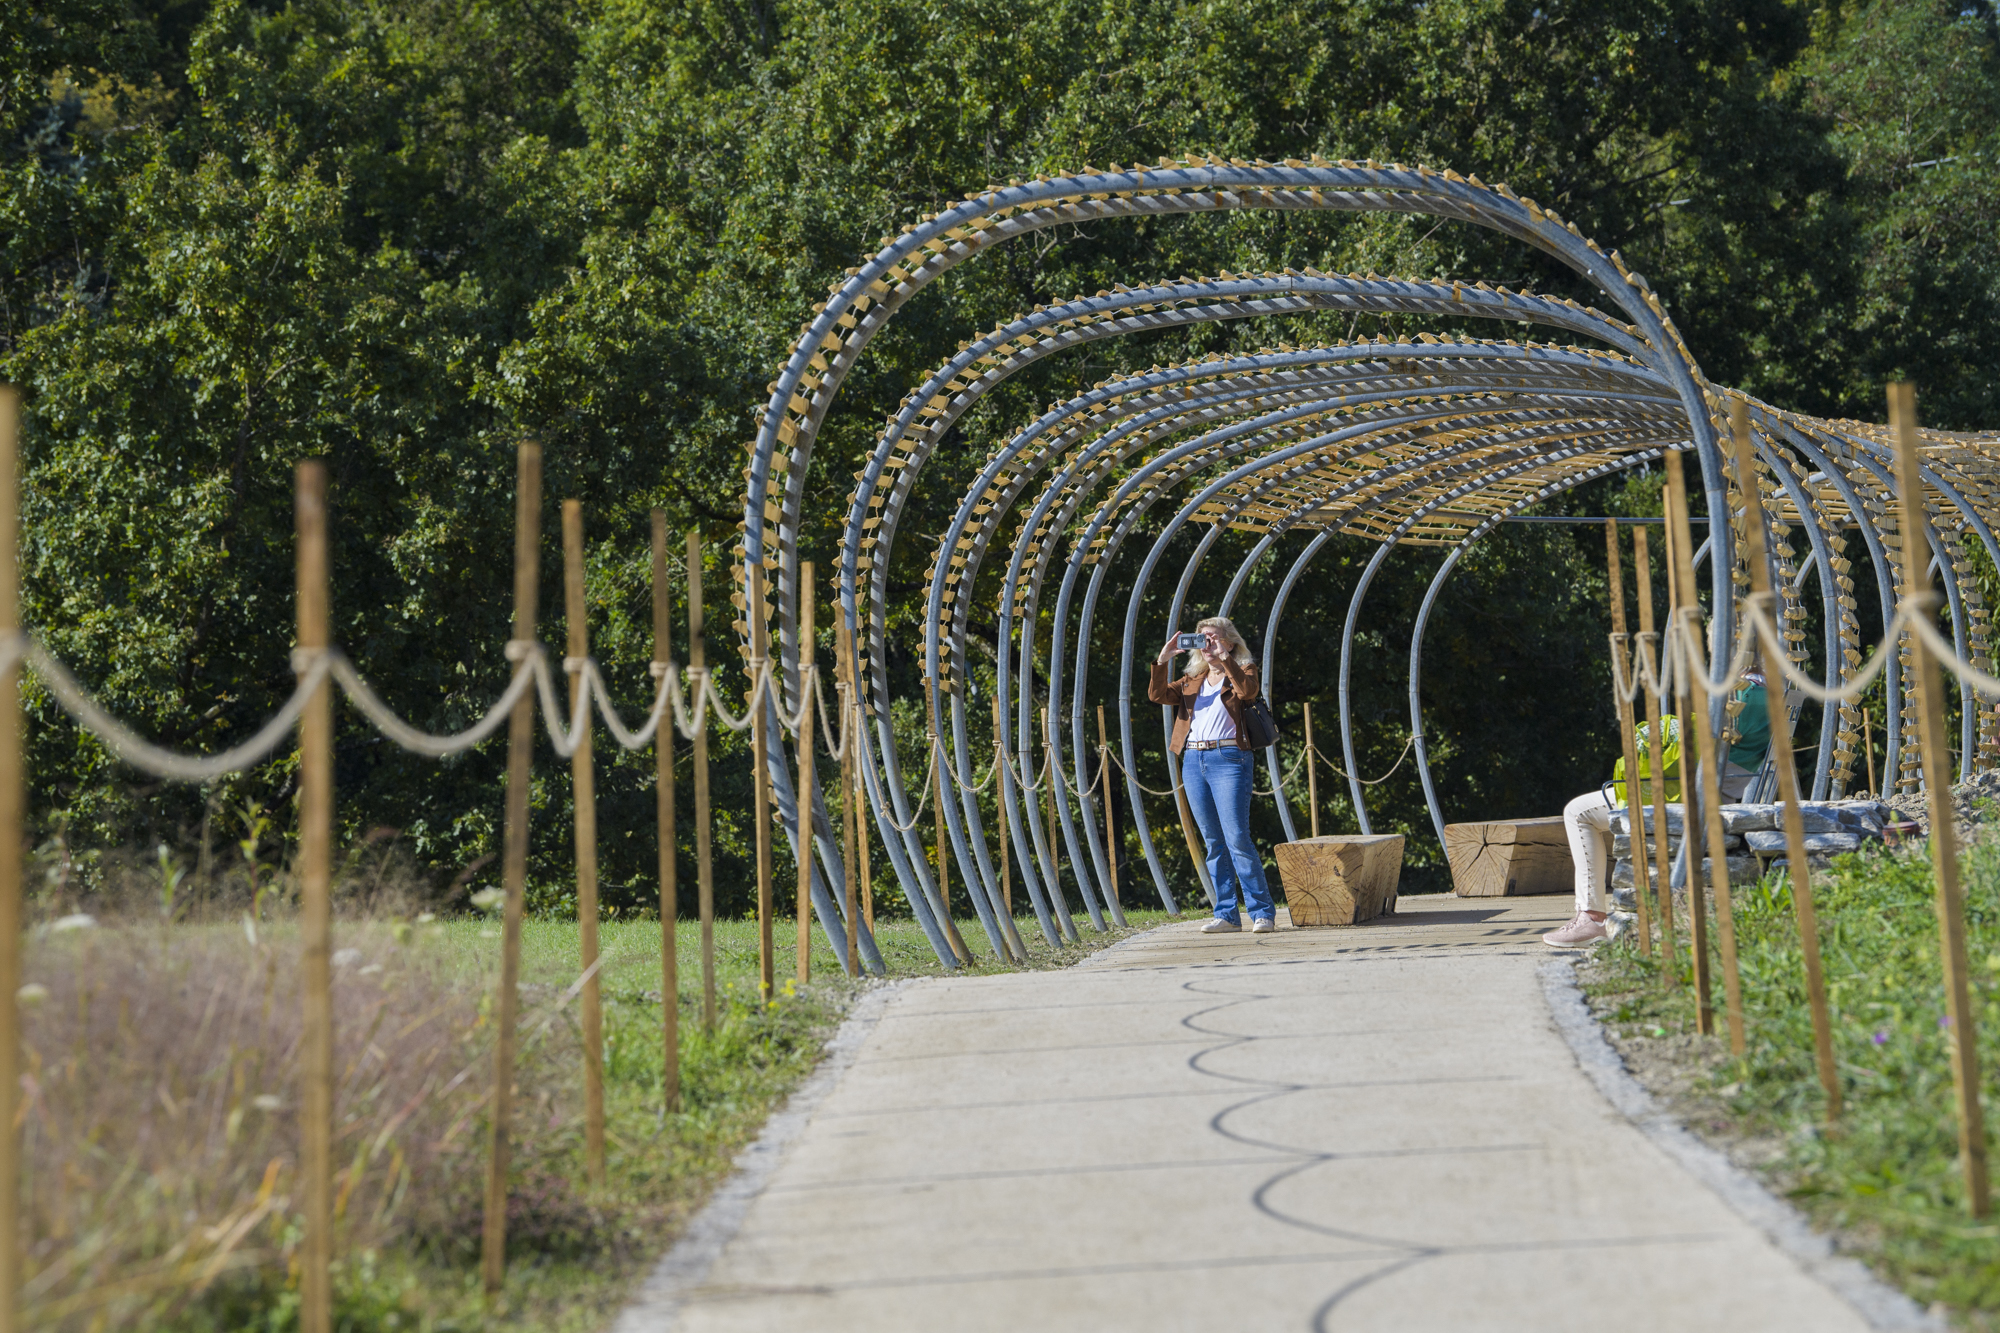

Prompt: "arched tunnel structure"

[728,157,2000,971]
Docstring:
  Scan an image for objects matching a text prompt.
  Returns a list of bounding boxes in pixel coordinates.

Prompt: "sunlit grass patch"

[1584,835,2000,1317]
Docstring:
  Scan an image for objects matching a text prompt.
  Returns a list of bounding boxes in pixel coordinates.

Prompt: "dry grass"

[19,912,597,1330]
[14,828,1172,1331]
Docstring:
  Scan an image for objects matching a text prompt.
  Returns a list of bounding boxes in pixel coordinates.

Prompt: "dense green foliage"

[1,0,1994,909]
[1589,837,2000,1314]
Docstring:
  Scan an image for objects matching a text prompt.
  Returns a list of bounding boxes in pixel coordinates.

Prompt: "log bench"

[1444,817,1573,897]
[1273,834,1405,925]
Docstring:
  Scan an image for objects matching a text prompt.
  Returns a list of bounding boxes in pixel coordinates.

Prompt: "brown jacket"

[1148,658,1262,754]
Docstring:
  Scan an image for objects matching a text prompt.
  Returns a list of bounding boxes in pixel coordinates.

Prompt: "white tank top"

[1188,676,1237,744]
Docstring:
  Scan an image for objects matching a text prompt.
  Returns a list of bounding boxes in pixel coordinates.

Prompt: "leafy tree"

[0,0,1989,912]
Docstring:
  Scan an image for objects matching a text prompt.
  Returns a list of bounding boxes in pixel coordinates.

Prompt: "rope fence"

[11,379,2000,1330]
[1600,390,1993,1226]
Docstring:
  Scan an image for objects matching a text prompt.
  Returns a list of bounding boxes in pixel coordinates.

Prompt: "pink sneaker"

[1542,913,1610,948]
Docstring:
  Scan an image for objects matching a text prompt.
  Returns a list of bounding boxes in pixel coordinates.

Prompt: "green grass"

[124,905,1169,1333]
[1583,838,2000,1321]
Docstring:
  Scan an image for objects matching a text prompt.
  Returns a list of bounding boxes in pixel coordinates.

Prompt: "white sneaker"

[1542,912,1610,948]
[1200,917,1241,933]
[1250,918,1275,934]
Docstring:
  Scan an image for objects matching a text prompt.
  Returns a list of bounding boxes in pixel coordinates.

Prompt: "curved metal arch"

[899,341,1668,914]
[1031,396,1679,909]
[970,366,1676,920]
[746,160,1731,681]
[1106,401,1665,902]
[1051,405,1684,909]
[909,346,1669,945]
[1404,454,1669,839]
[736,159,2000,932]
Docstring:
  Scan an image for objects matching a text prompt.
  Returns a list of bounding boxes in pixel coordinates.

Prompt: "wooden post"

[482,442,539,1295]
[0,389,18,1333]
[748,564,775,1001]
[562,502,605,1184]
[858,690,874,933]
[995,706,1011,915]
[1604,520,1653,955]
[294,461,334,1333]
[1664,453,1716,1034]
[1042,706,1066,925]
[836,616,860,976]
[795,563,816,986]
[1732,400,1841,1120]
[926,690,950,925]
[1667,451,1747,1055]
[688,533,716,1031]
[1097,705,1121,912]
[1890,381,1989,1215]
[1863,705,1878,799]
[1633,527,1679,987]
[1303,702,1321,838]
[651,512,679,1112]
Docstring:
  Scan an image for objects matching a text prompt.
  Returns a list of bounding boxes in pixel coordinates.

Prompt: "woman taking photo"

[1149,617,1276,934]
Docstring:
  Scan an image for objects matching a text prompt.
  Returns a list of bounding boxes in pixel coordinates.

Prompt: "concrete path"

[624,896,1901,1332]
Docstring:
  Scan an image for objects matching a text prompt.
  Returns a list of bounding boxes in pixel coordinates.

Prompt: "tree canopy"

[2,0,1993,910]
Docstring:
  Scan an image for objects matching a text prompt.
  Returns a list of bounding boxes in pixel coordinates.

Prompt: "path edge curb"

[607,980,910,1333]
[1539,957,1942,1333]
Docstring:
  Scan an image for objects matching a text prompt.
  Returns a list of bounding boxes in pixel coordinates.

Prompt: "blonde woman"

[1149,616,1276,934]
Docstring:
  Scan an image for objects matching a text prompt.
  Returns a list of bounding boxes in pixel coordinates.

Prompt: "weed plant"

[1587,832,2000,1317]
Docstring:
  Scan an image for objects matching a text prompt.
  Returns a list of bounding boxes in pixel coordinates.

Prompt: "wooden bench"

[1273,834,1405,925]
[1444,817,1573,897]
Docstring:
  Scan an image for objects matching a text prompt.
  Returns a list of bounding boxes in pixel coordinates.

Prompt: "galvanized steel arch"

[731,156,2000,966]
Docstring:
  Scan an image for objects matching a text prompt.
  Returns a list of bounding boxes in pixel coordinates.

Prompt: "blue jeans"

[1180,746,1274,921]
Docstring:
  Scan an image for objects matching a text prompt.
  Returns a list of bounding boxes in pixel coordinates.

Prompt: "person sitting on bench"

[1543,667,1770,949]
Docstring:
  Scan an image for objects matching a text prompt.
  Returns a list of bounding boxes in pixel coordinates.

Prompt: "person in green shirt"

[1545,668,1774,948]
[1720,667,1771,801]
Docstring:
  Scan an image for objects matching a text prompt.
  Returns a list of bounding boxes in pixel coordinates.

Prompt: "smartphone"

[1176,632,1207,651]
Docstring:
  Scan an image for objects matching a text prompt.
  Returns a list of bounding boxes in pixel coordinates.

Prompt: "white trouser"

[1564,790,1614,915]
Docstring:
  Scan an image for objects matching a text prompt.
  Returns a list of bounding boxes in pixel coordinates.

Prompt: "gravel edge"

[1540,957,1943,1332]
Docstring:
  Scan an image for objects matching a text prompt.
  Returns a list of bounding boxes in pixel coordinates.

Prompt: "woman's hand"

[1199,630,1228,666]
[1157,630,1182,666]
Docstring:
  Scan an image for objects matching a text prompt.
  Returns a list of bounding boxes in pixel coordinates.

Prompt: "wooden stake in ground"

[688,533,716,1031]
[1604,520,1653,956]
[1042,705,1072,932]
[1633,527,1679,987]
[0,389,19,1333]
[748,564,776,1000]
[1664,452,1716,1034]
[1863,705,1878,799]
[482,441,540,1295]
[1668,452,1747,1056]
[651,511,679,1112]
[1097,705,1121,913]
[562,502,606,1184]
[1890,380,1990,1216]
[836,615,860,976]
[931,689,973,963]
[925,689,951,930]
[858,690,874,933]
[1303,702,1321,838]
[795,562,817,986]
[1731,399,1841,1121]
[994,705,1011,914]
[294,460,335,1333]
